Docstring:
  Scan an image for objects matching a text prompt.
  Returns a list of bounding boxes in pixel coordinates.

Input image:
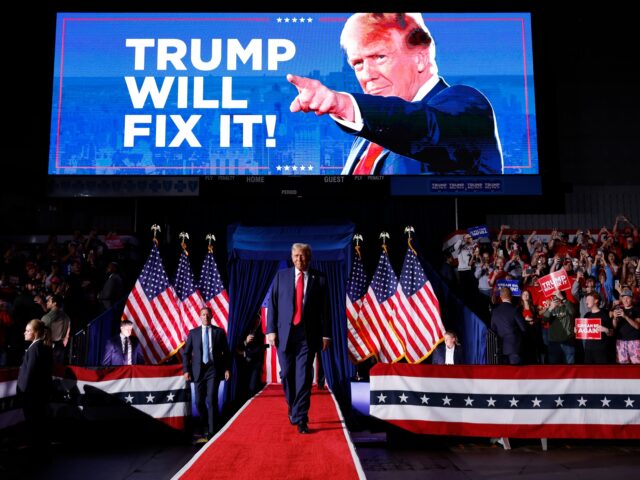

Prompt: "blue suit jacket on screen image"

[339,78,503,175]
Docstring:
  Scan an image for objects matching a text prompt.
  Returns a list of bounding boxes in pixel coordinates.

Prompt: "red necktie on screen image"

[293,273,304,325]
[353,142,384,175]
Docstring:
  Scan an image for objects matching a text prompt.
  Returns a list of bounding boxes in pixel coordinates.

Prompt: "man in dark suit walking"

[183,307,231,441]
[491,287,526,364]
[267,243,331,434]
[102,319,145,366]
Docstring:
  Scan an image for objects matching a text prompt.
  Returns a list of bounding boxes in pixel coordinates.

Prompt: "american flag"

[391,247,445,363]
[198,251,229,332]
[370,363,640,439]
[123,243,183,364]
[346,251,374,363]
[357,251,404,363]
[174,249,203,335]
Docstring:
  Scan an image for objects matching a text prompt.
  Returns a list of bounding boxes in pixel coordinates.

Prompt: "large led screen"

[49,12,537,179]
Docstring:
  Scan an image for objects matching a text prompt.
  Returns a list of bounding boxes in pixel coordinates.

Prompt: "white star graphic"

[307,17,313,23]
[577,397,588,407]
[124,394,134,404]
[299,17,305,23]
[146,393,155,403]
[377,393,387,403]
[601,397,611,407]
[420,395,430,405]
[166,393,175,402]
[292,17,298,23]
[625,397,635,407]
[464,396,474,406]
[442,396,452,406]
[284,18,290,23]
[399,393,408,403]
[532,397,542,407]
[486,397,496,407]
[284,165,290,171]
[276,165,282,171]
[307,165,313,171]
[292,165,298,171]
[555,397,564,407]
[277,17,282,23]
[299,165,306,171]
[509,397,519,407]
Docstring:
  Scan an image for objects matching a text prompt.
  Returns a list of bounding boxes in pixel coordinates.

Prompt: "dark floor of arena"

[2,414,639,480]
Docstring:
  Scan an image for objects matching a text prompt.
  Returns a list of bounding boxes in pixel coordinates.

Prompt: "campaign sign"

[538,269,572,297]
[105,233,125,250]
[575,318,602,340]
[496,279,521,296]
[467,225,489,239]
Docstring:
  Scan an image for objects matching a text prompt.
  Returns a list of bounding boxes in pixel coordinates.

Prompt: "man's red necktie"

[353,142,384,175]
[293,273,304,325]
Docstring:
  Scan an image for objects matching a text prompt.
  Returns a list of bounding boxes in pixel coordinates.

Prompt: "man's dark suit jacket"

[183,325,231,381]
[339,78,503,175]
[17,339,53,397]
[431,343,465,365]
[102,334,145,366]
[266,267,330,352]
[490,301,527,356]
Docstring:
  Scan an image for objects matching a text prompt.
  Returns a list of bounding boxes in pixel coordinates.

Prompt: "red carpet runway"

[173,384,365,479]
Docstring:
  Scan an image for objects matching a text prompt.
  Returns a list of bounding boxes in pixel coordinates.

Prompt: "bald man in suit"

[267,243,331,434]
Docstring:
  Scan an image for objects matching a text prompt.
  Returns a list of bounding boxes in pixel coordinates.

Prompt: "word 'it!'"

[124,114,277,148]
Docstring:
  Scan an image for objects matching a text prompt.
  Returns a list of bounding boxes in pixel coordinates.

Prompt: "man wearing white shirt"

[287,12,503,175]
[432,331,464,365]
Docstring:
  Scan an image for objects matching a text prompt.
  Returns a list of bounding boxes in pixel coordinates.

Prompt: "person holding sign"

[542,290,577,364]
[578,292,614,364]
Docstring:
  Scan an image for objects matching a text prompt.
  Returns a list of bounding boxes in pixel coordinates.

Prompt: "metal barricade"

[486,329,501,365]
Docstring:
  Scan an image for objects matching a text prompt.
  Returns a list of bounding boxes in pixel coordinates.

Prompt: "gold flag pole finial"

[151,224,161,245]
[379,231,390,254]
[205,233,216,253]
[179,232,190,256]
[353,234,363,258]
[404,226,417,255]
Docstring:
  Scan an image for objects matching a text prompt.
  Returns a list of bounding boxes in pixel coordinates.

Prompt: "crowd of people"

[0,229,134,366]
[442,214,640,364]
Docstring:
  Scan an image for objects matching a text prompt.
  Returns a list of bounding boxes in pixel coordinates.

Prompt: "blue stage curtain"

[224,255,281,409]
[224,223,356,414]
[86,299,123,366]
[312,259,355,416]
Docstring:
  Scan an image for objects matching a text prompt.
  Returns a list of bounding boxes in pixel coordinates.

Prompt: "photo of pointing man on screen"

[287,12,504,175]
